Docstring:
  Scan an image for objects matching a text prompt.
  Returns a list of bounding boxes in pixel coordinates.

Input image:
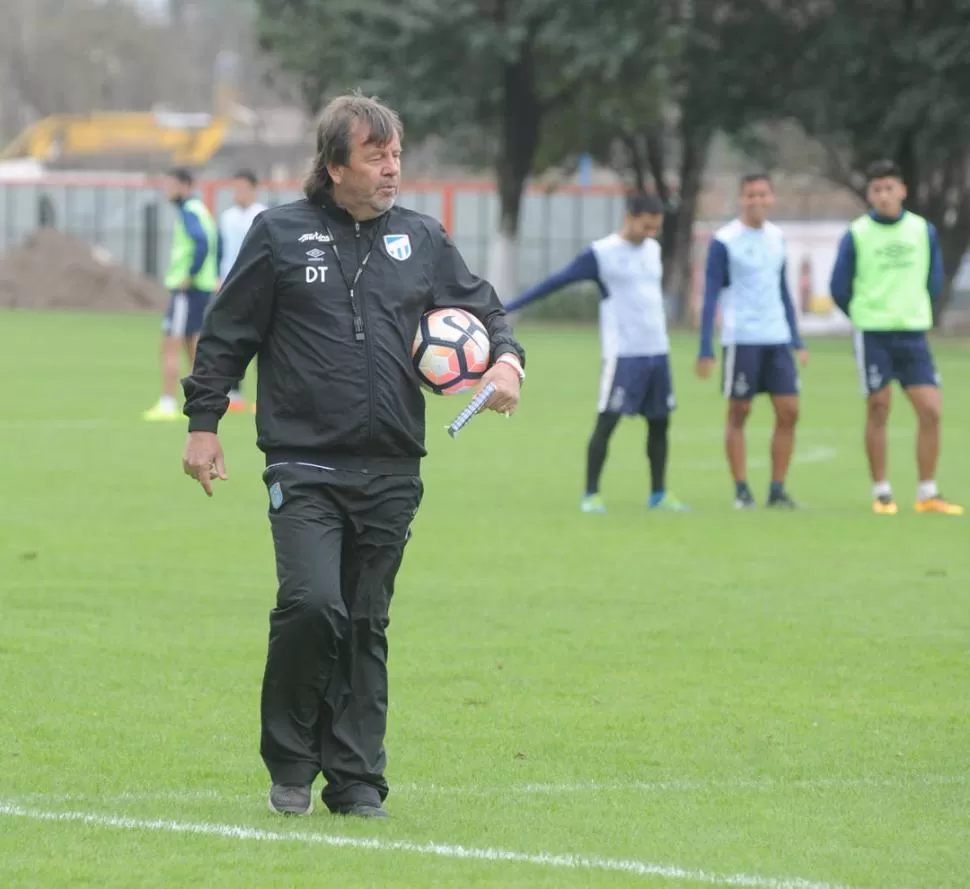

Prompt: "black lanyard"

[320,211,387,343]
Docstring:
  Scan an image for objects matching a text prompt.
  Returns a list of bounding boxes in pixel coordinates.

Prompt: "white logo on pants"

[868,364,882,391]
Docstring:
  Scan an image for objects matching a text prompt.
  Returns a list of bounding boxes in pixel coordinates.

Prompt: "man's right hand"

[695,357,716,379]
[182,431,227,497]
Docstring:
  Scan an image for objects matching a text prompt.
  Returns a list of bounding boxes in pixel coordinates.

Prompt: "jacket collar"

[318,189,387,228]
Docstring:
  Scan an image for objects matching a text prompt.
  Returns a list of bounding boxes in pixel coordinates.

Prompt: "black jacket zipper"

[355,221,379,449]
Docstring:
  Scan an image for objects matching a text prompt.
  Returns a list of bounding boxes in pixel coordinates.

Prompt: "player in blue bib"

[506,192,686,513]
[696,173,808,509]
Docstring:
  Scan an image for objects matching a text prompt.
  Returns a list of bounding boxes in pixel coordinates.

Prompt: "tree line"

[255,0,970,319]
[0,0,291,150]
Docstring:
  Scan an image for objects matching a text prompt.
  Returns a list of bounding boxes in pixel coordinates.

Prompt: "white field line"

[0,801,851,889]
[15,772,968,805]
[0,418,914,440]
[675,427,911,441]
[401,773,970,796]
[0,419,131,431]
[684,445,837,471]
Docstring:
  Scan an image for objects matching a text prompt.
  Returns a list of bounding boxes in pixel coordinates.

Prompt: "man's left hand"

[477,361,521,415]
[796,348,809,368]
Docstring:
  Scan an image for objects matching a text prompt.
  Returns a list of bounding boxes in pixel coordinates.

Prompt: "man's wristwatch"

[494,353,526,383]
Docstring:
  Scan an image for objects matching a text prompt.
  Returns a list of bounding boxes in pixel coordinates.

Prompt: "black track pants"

[259,462,422,810]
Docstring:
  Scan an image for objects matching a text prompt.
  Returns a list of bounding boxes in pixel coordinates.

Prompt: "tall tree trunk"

[644,125,669,204]
[667,126,711,324]
[621,131,647,192]
[489,54,541,302]
[911,156,969,325]
[932,222,969,324]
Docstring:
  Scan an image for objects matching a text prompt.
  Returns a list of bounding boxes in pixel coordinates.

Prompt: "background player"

[143,168,218,421]
[829,159,962,515]
[506,192,686,513]
[217,169,266,412]
[696,173,808,509]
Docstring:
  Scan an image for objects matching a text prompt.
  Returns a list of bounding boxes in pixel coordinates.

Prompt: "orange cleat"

[872,495,898,515]
[914,496,965,516]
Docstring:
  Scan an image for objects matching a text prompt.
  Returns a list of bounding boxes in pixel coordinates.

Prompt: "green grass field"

[1,310,968,888]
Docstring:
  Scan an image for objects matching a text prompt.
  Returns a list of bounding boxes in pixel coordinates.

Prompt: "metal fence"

[2,176,968,311]
[0,176,632,290]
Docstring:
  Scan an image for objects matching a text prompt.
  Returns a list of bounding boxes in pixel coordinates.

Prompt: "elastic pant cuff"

[266,763,319,788]
[322,780,384,811]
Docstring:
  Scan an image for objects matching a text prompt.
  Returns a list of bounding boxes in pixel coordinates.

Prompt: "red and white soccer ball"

[412,307,490,395]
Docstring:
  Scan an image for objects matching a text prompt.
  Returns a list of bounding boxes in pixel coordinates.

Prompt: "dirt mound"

[0,228,168,312]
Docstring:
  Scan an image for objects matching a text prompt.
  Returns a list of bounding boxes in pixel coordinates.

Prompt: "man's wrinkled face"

[329,124,402,215]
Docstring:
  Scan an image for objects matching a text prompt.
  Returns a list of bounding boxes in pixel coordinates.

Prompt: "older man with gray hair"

[180,92,525,818]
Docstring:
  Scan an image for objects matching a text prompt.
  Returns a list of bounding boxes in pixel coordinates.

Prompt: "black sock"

[646,416,669,495]
[586,412,621,494]
[735,480,751,498]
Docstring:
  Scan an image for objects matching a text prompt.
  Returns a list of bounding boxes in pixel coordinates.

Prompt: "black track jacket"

[181,192,525,474]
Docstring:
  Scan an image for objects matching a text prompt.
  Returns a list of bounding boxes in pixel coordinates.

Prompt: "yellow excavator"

[1,52,238,167]
[0,110,228,166]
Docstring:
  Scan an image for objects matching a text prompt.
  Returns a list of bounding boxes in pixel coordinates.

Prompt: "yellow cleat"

[914,496,965,516]
[872,496,898,515]
[142,402,181,422]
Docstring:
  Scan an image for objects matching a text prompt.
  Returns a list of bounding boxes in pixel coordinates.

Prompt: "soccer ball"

[412,307,490,395]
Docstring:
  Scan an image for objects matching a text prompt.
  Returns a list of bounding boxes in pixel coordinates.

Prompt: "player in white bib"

[506,192,686,512]
[217,169,267,412]
[696,173,807,509]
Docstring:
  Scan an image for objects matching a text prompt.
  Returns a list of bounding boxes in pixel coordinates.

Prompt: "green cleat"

[142,401,181,422]
[649,493,689,512]
[580,493,607,514]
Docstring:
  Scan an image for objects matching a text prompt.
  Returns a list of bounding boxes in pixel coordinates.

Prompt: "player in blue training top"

[506,192,686,513]
[696,173,808,509]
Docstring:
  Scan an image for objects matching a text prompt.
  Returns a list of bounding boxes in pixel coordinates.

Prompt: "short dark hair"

[865,159,903,184]
[233,168,258,186]
[625,192,665,216]
[740,172,771,190]
[168,167,194,186]
[304,91,403,203]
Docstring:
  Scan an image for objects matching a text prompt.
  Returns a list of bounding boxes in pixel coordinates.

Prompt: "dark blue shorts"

[162,289,211,338]
[721,344,798,400]
[599,355,675,418]
[853,331,938,394]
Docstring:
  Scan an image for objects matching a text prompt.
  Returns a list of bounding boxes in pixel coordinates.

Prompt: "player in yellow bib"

[143,168,219,421]
[829,160,963,515]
